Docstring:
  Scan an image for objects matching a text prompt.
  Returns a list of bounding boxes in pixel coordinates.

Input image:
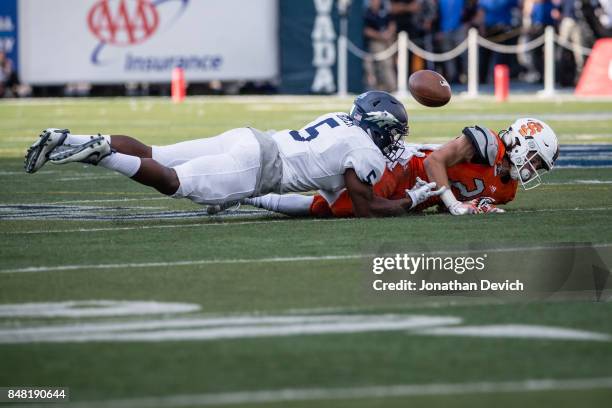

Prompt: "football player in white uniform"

[24,91,442,217]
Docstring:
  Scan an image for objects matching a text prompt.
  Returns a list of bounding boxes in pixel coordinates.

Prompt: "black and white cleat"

[24,128,69,173]
[49,136,112,165]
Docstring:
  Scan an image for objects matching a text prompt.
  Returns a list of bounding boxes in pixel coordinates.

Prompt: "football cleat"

[206,200,241,215]
[49,136,112,165]
[24,128,69,173]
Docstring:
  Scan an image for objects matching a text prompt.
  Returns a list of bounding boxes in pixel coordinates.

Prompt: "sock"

[65,134,111,145]
[246,194,313,216]
[98,152,141,177]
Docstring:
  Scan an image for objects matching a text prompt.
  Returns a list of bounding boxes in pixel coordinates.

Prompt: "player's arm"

[424,126,497,215]
[344,169,413,217]
[423,134,474,189]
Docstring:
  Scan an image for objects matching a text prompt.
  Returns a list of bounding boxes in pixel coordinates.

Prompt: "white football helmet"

[500,118,559,190]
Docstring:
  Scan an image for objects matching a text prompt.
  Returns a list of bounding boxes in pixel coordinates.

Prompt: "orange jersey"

[310,135,518,217]
[395,149,518,211]
[309,167,400,217]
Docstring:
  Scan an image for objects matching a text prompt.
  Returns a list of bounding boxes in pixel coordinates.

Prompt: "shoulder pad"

[462,126,499,166]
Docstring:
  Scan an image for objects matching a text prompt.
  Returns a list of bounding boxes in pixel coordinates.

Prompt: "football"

[408,70,452,107]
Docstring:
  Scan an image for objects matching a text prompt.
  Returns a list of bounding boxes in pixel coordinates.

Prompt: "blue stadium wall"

[0,0,18,73]
[279,0,364,94]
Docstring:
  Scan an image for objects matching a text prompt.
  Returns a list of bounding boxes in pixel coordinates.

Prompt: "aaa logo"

[88,0,159,46]
[87,0,189,65]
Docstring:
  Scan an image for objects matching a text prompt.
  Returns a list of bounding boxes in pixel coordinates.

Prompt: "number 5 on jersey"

[289,118,339,142]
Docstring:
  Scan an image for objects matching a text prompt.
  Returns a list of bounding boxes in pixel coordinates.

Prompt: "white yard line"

[1,243,609,274]
[545,180,612,185]
[2,206,611,235]
[40,197,170,204]
[0,254,367,274]
[55,175,120,182]
[417,324,611,341]
[0,217,348,235]
[1,311,608,343]
[0,315,462,344]
[1,222,221,234]
[30,377,612,408]
[514,206,612,213]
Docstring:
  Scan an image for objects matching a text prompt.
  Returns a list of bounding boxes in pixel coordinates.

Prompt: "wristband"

[406,189,417,210]
[439,186,460,209]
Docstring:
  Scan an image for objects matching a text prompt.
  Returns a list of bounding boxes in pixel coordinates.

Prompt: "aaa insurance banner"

[18,0,278,84]
[0,0,18,72]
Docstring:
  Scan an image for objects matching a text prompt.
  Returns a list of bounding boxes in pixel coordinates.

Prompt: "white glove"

[447,200,477,215]
[407,144,441,158]
[441,190,506,215]
[405,177,444,209]
[440,186,476,216]
[470,197,506,214]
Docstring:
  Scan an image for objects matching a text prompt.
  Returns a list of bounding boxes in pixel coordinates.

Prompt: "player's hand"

[406,177,444,209]
[447,201,477,215]
[470,197,506,214]
[411,144,440,158]
[448,197,505,215]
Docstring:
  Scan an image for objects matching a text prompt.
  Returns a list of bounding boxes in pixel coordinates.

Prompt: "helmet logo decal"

[365,110,400,128]
[518,121,544,137]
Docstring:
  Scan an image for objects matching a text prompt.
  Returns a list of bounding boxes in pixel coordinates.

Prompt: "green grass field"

[1,96,611,407]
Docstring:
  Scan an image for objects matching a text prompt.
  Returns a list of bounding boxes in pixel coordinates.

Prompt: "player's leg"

[64,131,239,165]
[151,129,248,167]
[25,129,152,174]
[131,158,179,195]
[111,135,152,158]
[69,134,152,158]
[171,129,262,205]
[25,127,244,174]
[112,129,262,199]
[245,194,315,216]
[47,134,180,196]
[26,127,262,204]
[62,131,153,158]
[24,128,176,195]
[247,190,353,218]
[63,128,256,165]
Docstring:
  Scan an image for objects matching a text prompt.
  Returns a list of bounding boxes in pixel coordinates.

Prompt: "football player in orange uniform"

[246,118,560,217]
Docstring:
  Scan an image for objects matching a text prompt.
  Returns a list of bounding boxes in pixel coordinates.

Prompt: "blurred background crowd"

[0,50,22,98]
[0,0,610,98]
[363,0,611,91]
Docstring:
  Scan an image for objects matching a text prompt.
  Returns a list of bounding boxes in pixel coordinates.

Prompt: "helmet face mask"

[350,91,409,162]
[363,115,407,162]
[509,151,547,190]
[503,118,559,190]
[382,126,406,162]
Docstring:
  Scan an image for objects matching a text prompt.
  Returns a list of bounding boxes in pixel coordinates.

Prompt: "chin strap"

[499,129,514,148]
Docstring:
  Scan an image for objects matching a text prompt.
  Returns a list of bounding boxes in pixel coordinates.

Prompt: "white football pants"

[151,128,261,205]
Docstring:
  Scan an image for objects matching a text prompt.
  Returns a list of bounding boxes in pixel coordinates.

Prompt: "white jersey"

[270,112,386,195]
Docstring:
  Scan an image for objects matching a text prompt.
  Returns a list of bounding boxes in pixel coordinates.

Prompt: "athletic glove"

[446,200,477,215]
[406,144,441,158]
[469,197,506,214]
[441,188,506,215]
[405,177,444,210]
[440,186,476,215]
